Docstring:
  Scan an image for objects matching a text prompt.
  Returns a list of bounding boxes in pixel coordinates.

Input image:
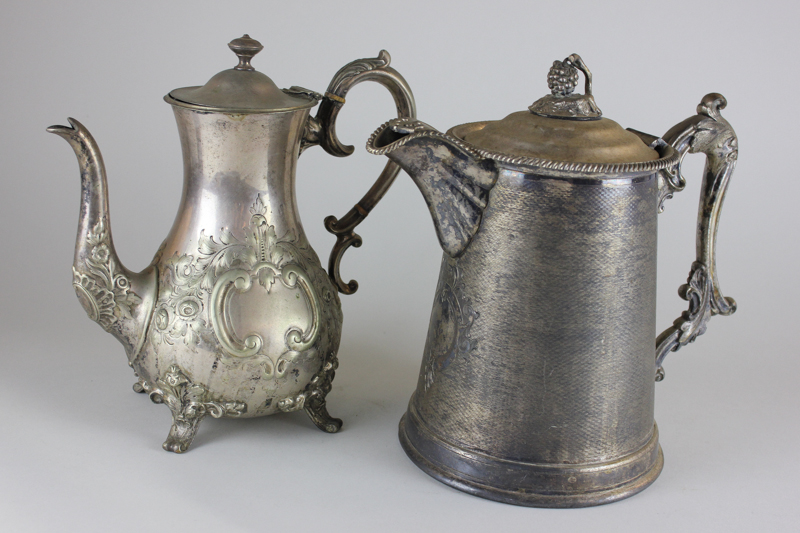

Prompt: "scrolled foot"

[305,399,343,433]
[132,380,146,393]
[148,365,246,453]
[162,416,203,454]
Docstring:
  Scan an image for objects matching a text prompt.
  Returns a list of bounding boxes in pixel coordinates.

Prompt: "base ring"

[398,412,664,508]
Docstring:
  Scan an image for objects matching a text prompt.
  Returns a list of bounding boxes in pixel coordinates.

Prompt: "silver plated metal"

[49,36,415,453]
[366,56,738,506]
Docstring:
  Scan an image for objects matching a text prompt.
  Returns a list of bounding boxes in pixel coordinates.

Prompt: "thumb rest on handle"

[655,93,738,381]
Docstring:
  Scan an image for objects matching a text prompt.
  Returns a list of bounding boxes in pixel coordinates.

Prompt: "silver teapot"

[48,35,414,453]
[361,55,738,506]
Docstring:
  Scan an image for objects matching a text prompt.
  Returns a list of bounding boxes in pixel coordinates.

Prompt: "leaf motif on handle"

[655,94,738,380]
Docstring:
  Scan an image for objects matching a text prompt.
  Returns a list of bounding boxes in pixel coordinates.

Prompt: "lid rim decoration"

[166,35,321,114]
[367,117,678,177]
[449,121,679,176]
[163,92,320,114]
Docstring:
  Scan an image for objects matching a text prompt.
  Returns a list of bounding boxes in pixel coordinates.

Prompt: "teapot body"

[401,163,662,506]
[134,105,342,427]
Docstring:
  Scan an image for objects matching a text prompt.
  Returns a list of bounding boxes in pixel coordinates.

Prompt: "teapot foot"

[305,399,342,433]
[132,379,146,393]
[162,416,204,454]
[146,364,247,453]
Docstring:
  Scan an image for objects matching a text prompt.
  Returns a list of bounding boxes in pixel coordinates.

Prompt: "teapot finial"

[548,59,580,97]
[228,34,263,71]
[529,53,602,120]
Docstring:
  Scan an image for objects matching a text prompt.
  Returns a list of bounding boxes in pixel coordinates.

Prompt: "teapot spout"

[48,118,157,360]
[367,118,496,257]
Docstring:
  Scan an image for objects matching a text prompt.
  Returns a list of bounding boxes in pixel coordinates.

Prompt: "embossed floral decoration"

[72,218,141,331]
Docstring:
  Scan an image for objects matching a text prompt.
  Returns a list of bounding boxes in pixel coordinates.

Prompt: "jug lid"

[166,35,319,113]
[455,54,659,165]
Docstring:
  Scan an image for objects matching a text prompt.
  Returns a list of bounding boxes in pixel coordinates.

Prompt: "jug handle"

[654,93,738,381]
[310,50,416,294]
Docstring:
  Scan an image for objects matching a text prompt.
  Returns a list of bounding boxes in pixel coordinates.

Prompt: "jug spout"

[367,118,497,257]
[48,118,157,360]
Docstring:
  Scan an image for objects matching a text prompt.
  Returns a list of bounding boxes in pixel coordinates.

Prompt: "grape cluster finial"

[548,60,579,97]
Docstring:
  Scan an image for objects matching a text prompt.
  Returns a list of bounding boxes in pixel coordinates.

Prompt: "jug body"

[366,53,738,504]
[401,164,663,506]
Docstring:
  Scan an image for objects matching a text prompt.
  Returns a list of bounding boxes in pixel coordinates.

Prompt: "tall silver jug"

[357,55,737,506]
[49,35,414,453]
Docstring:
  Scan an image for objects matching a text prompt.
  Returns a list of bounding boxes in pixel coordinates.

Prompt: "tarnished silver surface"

[367,55,739,506]
[48,37,414,453]
[654,94,738,380]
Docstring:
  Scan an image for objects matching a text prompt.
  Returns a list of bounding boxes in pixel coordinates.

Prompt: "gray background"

[1,0,797,531]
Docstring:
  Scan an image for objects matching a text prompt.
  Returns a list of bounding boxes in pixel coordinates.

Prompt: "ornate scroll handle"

[655,93,738,381]
[210,263,321,357]
[308,50,416,294]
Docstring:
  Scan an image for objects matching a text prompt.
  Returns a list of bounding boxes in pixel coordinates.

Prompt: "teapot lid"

[166,35,319,113]
[455,54,659,165]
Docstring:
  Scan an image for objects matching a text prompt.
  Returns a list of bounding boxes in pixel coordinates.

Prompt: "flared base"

[399,411,663,508]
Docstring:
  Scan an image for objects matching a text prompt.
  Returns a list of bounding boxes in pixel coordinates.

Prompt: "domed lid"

[166,35,319,113]
[456,54,659,165]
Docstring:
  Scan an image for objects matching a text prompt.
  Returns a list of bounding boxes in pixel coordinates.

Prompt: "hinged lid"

[458,54,659,165]
[166,35,319,113]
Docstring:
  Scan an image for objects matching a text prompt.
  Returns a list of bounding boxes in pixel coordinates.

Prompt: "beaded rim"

[367,118,679,176]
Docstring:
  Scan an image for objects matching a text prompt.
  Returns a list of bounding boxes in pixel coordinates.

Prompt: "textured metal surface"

[412,170,658,464]
[400,414,663,508]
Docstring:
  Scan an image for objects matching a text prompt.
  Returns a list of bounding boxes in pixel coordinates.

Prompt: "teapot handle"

[654,93,738,381]
[310,50,416,294]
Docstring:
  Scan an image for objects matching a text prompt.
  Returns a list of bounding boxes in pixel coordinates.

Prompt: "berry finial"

[548,60,580,97]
